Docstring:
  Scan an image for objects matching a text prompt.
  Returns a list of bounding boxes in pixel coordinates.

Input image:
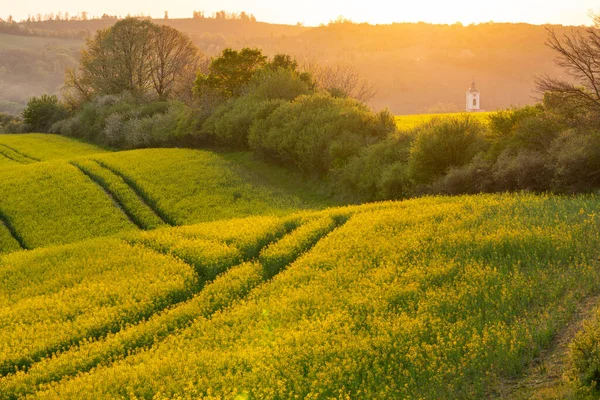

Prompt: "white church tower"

[466,79,480,112]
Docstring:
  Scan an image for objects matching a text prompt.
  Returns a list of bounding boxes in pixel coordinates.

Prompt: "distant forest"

[0,13,585,114]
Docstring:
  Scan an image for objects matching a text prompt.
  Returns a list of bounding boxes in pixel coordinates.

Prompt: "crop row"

[28,194,600,399]
[0,238,199,377]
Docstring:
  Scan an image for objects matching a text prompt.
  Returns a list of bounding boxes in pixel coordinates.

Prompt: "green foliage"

[249,93,396,176]
[193,48,267,100]
[549,130,600,192]
[201,68,313,148]
[570,306,600,391]
[21,94,68,133]
[65,18,203,105]
[335,133,414,201]
[409,116,487,184]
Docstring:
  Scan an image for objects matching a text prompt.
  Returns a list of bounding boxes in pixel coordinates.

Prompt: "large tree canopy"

[64,18,204,107]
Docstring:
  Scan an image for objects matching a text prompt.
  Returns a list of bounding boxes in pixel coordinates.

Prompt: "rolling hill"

[0,134,334,253]
[1,133,599,398]
[0,18,584,114]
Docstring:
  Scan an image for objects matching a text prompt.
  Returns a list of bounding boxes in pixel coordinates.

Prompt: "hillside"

[0,19,584,114]
[0,134,335,253]
[0,193,598,398]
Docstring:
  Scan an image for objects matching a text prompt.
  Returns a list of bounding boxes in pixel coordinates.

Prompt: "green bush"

[22,95,68,133]
[492,150,551,192]
[571,314,600,390]
[249,93,395,176]
[548,129,600,192]
[203,98,286,148]
[409,116,487,184]
[335,133,414,201]
[427,156,495,195]
[202,69,311,148]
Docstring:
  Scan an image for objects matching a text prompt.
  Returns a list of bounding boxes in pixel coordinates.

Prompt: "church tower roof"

[467,78,479,93]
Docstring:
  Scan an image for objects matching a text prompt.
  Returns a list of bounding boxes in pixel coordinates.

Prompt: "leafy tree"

[63,18,204,107]
[22,94,68,132]
[193,48,267,100]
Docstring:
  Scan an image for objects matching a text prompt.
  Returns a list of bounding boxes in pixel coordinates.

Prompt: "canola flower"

[18,194,600,399]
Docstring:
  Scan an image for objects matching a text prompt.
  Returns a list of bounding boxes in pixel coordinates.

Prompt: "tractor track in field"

[94,159,177,226]
[0,215,351,393]
[494,292,600,399]
[70,160,168,230]
[0,209,28,251]
[0,145,40,163]
[70,161,140,230]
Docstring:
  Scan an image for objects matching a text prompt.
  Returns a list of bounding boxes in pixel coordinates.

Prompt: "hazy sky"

[4,0,600,26]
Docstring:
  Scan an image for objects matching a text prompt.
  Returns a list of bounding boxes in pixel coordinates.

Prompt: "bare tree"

[150,25,204,100]
[536,16,600,113]
[301,58,377,103]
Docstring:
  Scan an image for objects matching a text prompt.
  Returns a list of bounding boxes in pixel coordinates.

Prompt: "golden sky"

[5,0,600,26]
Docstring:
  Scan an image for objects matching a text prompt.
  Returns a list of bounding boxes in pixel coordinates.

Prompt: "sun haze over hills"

[2,0,600,26]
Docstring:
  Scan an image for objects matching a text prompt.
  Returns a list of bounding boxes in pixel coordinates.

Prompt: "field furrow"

[0,153,22,169]
[0,209,27,253]
[0,218,22,254]
[0,239,199,377]
[0,213,348,398]
[0,162,134,250]
[30,195,600,399]
[71,159,168,230]
[0,145,35,165]
[0,144,40,162]
[95,158,178,226]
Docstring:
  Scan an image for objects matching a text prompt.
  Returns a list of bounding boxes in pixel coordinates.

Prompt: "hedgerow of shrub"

[409,116,487,184]
[248,93,396,176]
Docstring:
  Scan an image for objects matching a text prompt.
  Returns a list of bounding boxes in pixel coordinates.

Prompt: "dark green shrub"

[335,133,414,201]
[548,129,600,192]
[492,150,552,192]
[427,156,495,195]
[203,98,286,148]
[22,94,68,133]
[203,69,311,148]
[409,116,487,184]
[248,93,395,176]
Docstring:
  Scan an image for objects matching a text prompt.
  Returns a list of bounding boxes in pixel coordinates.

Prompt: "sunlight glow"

[5,0,600,26]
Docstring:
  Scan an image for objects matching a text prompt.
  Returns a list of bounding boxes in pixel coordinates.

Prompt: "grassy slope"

[0,134,108,162]
[395,111,494,130]
[0,161,135,250]
[0,136,337,253]
[93,148,333,226]
[0,194,599,399]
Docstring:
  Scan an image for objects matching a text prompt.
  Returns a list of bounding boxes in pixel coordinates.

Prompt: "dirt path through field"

[496,293,600,399]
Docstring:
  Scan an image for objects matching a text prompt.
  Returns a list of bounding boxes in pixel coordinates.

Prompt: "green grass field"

[395,111,494,130]
[0,135,334,253]
[0,133,598,398]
